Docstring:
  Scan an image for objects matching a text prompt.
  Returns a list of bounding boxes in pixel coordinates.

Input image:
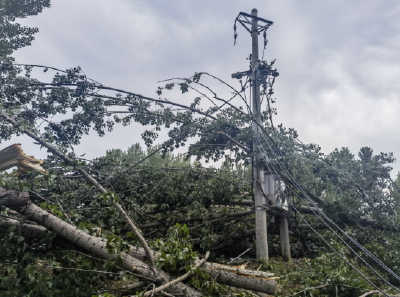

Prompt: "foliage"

[1,1,400,296]
[0,0,51,56]
[151,223,198,274]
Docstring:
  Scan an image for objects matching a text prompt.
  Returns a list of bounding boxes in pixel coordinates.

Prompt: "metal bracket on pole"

[233,10,273,46]
[235,12,273,35]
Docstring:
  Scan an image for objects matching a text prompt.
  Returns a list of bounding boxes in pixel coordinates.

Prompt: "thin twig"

[160,291,175,297]
[359,289,390,297]
[40,265,126,275]
[55,198,73,225]
[28,190,58,206]
[61,249,154,281]
[290,284,370,296]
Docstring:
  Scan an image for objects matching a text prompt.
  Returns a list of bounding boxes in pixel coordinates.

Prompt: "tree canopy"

[1,2,400,297]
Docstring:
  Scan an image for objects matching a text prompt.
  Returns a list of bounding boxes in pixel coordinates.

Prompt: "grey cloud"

[4,0,400,175]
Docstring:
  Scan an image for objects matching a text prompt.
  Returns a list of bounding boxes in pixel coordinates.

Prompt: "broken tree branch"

[0,143,47,175]
[0,113,155,268]
[0,187,202,297]
[1,187,277,295]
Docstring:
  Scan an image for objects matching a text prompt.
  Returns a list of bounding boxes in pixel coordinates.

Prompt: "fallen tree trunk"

[297,218,398,232]
[128,245,277,295]
[202,262,276,294]
[139,200,323,230]
[0,217,278,295]
[0,217,49,238]
[1,188,277,295]
[294,224,329,231]
[0,188,202,297]
[293,206,322,215]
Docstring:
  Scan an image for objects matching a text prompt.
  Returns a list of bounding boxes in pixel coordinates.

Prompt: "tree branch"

[143,251,210,297]
[218,131,250,153]
[0,113,155,268]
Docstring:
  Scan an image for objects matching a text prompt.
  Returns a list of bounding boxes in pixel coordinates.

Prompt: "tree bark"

[0,217,49,238]
[193,228,294,245]
[127,245,276,295]
[220,199,322,216]
[202,262,276,295]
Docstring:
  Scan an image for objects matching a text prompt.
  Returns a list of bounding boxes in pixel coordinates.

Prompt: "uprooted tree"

[1,1,400,296]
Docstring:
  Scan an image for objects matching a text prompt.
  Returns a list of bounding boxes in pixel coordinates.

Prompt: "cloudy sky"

[7,0,400,175]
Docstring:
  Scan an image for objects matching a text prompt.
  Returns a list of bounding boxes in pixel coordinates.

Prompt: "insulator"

[271,71,279,77]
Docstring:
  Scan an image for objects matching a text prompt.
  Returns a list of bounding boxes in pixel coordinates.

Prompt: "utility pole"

[251,8,269,261]
[232,8,289,263]
[280,215,291,261]
[265,173,291,262]
[232,8,274,262]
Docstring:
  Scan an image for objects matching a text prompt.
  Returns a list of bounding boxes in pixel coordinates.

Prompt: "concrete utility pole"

[265,173,291,262]
[232,8,274,261]
[251,8,269,261]
[280,215,291,261]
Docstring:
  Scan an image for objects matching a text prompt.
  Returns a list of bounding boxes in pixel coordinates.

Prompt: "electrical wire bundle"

[253,127,400,296]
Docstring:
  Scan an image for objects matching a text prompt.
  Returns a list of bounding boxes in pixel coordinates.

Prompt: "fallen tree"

[0,187,277,295]
[0,187,202,296]
[2,5,399,295]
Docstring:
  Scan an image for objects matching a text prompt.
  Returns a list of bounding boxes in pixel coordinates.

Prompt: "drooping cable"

[257,131,400,285]
[65,82,251,211]
[253,133,400,293]
[242,62,400,284]
[253,135,391,295]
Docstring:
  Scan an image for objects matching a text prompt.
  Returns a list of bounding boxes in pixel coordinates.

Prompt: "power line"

[257,131,400,284]
[64,82,251,211]
[253,133,400,294]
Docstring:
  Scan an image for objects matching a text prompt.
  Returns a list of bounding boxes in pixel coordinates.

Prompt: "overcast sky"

[6,0,400,175]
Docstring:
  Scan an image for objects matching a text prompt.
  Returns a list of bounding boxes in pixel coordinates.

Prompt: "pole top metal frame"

[233,11,273,47]
[235,11,273,35]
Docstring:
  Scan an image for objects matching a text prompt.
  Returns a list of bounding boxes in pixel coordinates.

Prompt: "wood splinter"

[0,144,47,176]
